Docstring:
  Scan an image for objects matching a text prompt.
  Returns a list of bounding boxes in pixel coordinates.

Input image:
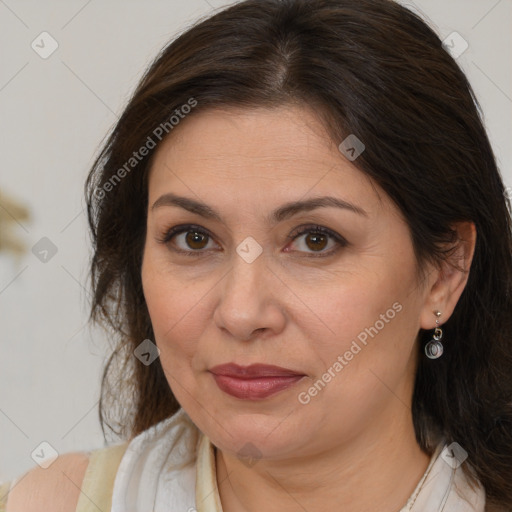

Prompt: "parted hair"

[85,0,512,508]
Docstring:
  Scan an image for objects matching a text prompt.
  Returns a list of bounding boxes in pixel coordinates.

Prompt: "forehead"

[147,105,383,214]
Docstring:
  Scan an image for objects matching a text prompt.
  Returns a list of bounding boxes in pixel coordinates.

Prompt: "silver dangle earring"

[425,310,443,359]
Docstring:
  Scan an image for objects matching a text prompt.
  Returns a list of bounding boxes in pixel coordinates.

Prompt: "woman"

[2,0,511,510]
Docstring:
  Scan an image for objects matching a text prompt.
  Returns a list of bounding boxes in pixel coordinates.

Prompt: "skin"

[141,105,476,512]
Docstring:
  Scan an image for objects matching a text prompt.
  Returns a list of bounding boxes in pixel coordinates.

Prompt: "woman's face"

[141,105,434,460]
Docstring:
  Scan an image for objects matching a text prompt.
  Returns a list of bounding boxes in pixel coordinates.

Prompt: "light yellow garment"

[75,442,129,512]
[0,480,10,512]
[196,433,223,511]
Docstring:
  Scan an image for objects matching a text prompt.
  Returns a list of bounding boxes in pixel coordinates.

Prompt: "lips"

[209,363,305,400]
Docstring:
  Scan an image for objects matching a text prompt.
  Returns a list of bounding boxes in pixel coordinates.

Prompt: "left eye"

[157,224,347,257]
[286,225,347,256]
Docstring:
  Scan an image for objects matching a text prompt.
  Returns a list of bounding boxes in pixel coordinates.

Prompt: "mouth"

[209,363,306,400]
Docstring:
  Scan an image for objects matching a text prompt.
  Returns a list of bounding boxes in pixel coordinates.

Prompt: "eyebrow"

[151,193,368,223]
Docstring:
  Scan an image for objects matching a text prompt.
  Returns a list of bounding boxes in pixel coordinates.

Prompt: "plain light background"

[0,0,511,482]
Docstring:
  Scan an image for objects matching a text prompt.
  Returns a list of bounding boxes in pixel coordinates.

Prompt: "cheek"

[302,268,404,354]
[297,260,420,401]
[142,272,212,411]
[141,253,202,368]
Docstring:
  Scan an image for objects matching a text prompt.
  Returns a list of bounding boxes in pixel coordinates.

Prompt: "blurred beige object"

[0,188,31,257]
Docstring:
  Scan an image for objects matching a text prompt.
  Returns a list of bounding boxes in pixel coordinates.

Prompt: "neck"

[215,406,431,512]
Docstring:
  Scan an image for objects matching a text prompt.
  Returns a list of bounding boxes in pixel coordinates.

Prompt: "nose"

[213,247,286,341]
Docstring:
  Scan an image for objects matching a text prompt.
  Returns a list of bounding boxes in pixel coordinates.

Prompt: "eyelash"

[156,223,348,258]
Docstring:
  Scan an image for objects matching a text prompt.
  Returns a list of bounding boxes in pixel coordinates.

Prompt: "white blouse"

[110,408,485,512]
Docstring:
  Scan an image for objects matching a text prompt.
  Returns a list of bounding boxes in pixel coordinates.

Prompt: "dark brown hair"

[85,0,512,507]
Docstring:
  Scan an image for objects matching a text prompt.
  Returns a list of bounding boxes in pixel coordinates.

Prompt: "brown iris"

[304,232,328,251]
[186,231,208,250]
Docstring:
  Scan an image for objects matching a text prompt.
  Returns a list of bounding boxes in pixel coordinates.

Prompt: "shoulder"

[5,451,90,512]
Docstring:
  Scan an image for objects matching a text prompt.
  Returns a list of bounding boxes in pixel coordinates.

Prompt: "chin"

[197,409,306,460]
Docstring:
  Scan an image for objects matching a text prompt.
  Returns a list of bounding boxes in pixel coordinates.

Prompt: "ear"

[419,221,477,329]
